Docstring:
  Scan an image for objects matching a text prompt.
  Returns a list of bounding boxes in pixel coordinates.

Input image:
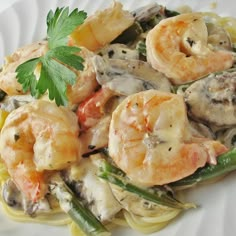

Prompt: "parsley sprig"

[16,7,87,106]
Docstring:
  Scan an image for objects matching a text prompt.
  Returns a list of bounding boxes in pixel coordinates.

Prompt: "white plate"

[0,0,236,236]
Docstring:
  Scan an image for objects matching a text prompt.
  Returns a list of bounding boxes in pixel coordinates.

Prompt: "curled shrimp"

[108,90,228,186]
[69,2,134,51]
[0,41,48,95]
[146,13,234,84]
[0,41,98,107]
[0,100,81,201]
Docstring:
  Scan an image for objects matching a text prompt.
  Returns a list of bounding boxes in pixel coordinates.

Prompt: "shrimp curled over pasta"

[0,100,81,201]
[146,13,234,84]
[109,90,227,186]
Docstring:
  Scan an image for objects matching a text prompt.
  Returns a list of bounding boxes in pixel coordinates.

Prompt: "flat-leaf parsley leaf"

[47,7,87,49]
[16,7,87,106]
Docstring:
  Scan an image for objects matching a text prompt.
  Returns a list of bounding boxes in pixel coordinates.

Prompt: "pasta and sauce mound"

[0,1,235,236]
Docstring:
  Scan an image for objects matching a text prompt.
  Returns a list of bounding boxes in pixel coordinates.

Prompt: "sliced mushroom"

[92,55,171,96]
[216,126,236,148]
[2,179,23,209]
[207,23,232,51]
[2,179,50,216]
[0,94,35,112]
[132,3,164,22]
[184,69,236,127]
[189,120,215,139]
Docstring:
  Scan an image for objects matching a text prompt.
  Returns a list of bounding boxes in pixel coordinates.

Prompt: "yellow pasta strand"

[0,198,71,226]
[123,208,181,234]
[70,222,87,236]
[203,12,236,43]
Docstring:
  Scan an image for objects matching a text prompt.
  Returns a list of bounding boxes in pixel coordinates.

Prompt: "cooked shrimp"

[67,47,99,107]
[77,86,124,155]
[146,13,234,84]
[0,41,98,107]
[69,2,134,51]
[0,41,48,95]
[0,100,81,201]
[77,87,115,130]
[109,90,228,186]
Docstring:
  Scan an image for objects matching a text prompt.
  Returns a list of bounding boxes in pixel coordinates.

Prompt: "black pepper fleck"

[108,50,114,58]
[14,134,20,142]
[88,145,96,150]
[186,37,196,47]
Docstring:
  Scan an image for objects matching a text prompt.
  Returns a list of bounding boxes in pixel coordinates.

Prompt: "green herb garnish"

[16,7,87,106]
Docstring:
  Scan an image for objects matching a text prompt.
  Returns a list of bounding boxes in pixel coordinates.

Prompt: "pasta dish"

[0,1,235,235]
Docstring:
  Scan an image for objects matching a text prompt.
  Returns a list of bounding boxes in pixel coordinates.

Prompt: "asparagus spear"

[49,174,110,236]
[99,161,195,210]
[170,148,236,188]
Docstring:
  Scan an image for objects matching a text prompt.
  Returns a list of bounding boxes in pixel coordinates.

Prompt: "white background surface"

[0,0,17,12]
[0,0,236,236]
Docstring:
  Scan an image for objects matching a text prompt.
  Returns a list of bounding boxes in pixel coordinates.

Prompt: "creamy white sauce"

[68,154,122,222]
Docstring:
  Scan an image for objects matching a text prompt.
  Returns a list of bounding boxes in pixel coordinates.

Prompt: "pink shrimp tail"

[11,161,46,202]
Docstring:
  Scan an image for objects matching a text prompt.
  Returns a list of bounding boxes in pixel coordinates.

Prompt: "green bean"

[170,148,236,188]
[68,194,110,236]
[50,175,110,236]
[99,161,195,210]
